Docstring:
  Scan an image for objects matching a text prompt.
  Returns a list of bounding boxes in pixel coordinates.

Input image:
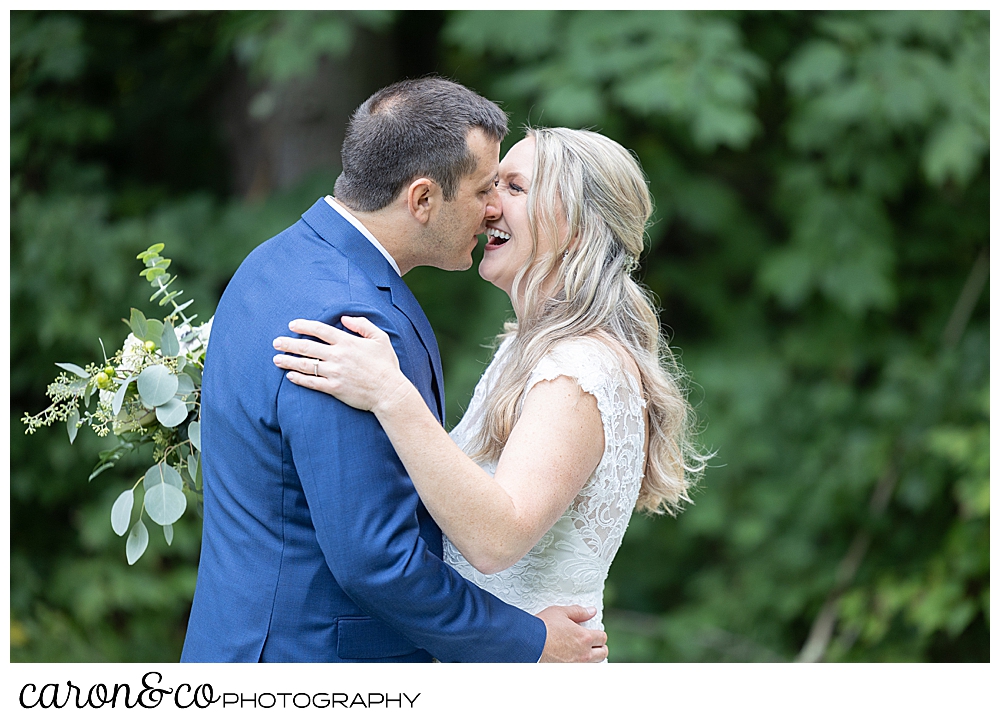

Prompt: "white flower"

[120,333,145,372]
[177,315,214,358]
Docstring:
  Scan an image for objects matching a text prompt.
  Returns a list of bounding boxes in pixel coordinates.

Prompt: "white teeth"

[487,228,510,240]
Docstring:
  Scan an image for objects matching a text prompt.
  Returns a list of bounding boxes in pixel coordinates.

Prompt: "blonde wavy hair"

[468,127,708,514]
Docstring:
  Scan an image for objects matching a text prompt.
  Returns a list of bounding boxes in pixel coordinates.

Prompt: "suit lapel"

[301,199,446,423]
[384,278,446,423]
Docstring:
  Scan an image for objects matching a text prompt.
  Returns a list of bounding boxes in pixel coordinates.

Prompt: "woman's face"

[478,137,542,299]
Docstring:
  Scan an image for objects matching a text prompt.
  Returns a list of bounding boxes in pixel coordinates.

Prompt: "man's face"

[426,128,502,271]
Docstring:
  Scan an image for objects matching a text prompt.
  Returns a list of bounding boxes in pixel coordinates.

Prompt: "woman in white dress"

[272,127,706,656]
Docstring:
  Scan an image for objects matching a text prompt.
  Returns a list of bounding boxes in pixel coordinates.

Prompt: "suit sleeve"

[277,303,547,662]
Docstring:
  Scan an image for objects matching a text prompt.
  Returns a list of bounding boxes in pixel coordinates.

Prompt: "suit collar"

[302,198,396,289]
[301,198,446,421]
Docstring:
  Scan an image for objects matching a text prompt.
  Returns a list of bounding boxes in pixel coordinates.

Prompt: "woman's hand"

[272,316,412,414]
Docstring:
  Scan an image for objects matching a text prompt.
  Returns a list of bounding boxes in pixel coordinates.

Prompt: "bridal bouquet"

[22,244,210,565]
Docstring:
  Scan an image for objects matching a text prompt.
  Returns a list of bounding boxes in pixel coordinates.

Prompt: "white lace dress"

[444,336,646,632]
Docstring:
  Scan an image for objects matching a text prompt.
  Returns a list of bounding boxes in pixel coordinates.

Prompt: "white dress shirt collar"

[324,195,402,277]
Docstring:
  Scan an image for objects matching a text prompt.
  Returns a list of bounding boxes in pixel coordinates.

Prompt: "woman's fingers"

[287,318,351,344]
[340,315,384,340]
[272,353,323,376]
[283,370,333,393]
[272,335,340,361]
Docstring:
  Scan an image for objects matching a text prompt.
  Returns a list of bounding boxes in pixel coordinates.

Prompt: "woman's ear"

[406,177,440,225]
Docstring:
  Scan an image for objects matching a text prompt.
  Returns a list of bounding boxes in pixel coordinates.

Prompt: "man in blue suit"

[181,78,606,662]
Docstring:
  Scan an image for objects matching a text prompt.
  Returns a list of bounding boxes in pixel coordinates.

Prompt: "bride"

[273,127,705,648]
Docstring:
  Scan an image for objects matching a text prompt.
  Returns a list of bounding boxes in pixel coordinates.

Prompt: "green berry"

[144,340,156,352]
[103,365,115,376]
[95,372,111,389]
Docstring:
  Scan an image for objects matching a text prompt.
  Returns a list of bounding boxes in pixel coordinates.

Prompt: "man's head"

[334,77,508,272]
[334,77,508,211]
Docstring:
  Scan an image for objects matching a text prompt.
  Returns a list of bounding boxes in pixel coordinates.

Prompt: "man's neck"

[336,199,417,275]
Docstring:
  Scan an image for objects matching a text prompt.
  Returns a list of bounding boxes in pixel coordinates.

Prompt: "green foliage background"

[11,10,988,662]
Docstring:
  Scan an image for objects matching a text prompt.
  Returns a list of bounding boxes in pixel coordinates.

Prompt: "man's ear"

[406,177,440,225]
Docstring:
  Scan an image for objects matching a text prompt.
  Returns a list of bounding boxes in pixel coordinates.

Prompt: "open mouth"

[485,227,510,249]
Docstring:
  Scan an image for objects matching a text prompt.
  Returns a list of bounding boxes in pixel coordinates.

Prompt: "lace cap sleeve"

[524,337,640,404]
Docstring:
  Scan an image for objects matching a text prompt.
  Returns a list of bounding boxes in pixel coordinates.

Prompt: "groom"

[181,78,606,662]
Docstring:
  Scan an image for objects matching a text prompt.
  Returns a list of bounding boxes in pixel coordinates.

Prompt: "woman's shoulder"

[531,333,643,397]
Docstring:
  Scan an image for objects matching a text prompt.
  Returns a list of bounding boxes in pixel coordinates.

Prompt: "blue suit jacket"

[180,199,547,662]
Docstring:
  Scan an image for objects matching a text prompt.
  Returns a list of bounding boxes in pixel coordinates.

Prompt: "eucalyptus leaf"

[55,362,89,378]
[126,519,149,565]
[155,397,189,428]
[111,489,134,536]
[144,463,184,491]
[183,365,202,386]
[129,308,148,340]
[188,421,201,451]
[66,408,80,444]
[163,523,174,546]
[175,373,195,398]
[161,320,180,356]
[144,319,164,344]
[176,355,187,372]
[137,365,178,407]
[173,298,194,315]
[144,482,187,525]
[83,380,93,409]
[188,453,199,485]
[112,375,136,416]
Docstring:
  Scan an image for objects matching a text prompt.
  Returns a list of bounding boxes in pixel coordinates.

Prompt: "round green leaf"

[126,519,149,565]
[137,365,178,407]
[144,463,183,491]
[144,319,164,344]
[155,397,189,428]
[144,482,187,526]
[175,373,195,398]
[188,420,201,451]
[111,489,134,536]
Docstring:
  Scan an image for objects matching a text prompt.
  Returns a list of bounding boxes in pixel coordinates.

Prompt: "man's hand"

[536,605,609,663]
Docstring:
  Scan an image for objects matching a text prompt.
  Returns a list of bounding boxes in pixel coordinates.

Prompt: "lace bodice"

[444,336,646,631]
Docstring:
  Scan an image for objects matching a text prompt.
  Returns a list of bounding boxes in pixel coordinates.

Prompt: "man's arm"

[279,304,549,661]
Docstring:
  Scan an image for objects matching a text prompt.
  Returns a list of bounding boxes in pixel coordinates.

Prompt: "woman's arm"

[273,317,605,574]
